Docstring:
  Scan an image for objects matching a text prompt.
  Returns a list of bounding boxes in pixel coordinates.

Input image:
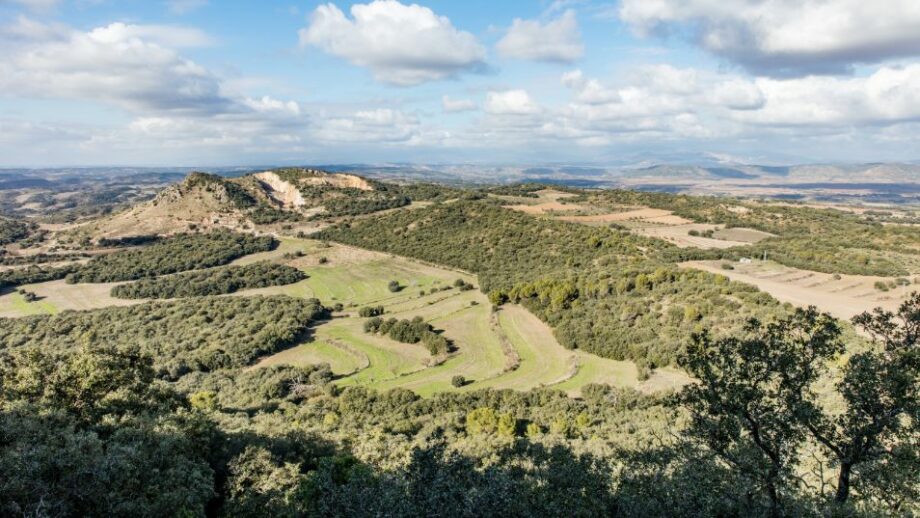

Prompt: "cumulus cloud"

[299,1,486,86]
[0,19,225,113]
[619,0,920,76]
[442,95,477,113]
[496,9,583,63]
[485,90,541,115]
[737,64,920,126]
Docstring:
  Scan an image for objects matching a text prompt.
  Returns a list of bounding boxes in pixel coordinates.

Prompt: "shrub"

[358,306,385,318]
[451,375,466,388]
[387,280,401,292]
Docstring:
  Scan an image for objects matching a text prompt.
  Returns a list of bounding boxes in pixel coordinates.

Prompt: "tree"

[680,295,920,512]
[679,308,844,516]
[802,293,920,504]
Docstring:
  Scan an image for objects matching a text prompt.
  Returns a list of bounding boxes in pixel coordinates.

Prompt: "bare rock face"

[301,172,373,191]
[253,172,306,208]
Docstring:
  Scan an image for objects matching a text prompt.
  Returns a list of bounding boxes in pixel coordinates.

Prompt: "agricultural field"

[682,259,917,319]
[504,190,772,249]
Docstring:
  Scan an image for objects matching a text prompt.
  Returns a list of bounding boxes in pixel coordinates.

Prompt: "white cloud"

[442,95,476,113]
[485,90,540,115]
[89,22,214,47]
[496,9,583,63]
[0,19,224,113]
[314,108,421,143]
[710,79,765,111]
[737,65,920,126]
[299,1,486,86]
[619,0,920,76]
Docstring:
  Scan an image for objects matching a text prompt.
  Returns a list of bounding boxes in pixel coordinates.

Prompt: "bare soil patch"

[508,201,588,214]
[681,260,915,320]
[712,227,775,243]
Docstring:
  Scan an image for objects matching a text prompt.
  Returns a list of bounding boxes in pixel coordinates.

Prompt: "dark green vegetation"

[110,262,306,299]
[364,316,451,356]
[317,200,787,369]
[1,298,915,516]
[680,295,919,515]
[0,177,916,516]
[0,295,326,379]
[0,216,36,245]
[358,305,385,317]
[67,231,276,283]
[0,263,80,291]
[578,189,920,276]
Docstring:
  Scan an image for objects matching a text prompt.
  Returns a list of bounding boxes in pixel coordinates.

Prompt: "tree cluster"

[110,262,306,299]
[67,230,276,283]
[364,316,451,356]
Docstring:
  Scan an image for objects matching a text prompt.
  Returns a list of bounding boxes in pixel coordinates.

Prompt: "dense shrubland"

[110,262,306,299]
[317,200,668,292]
[0,263,81,291]
[506,265,785,369]
[67,231,276,283]
[0,216,36,245]
[0,295,326,379]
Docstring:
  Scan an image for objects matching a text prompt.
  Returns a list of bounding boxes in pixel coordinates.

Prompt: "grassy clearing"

[250,339,366,375]
[0,279,138,317]
[0,291,59,317]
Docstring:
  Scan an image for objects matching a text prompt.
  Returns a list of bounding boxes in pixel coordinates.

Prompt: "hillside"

[0,178,916,517]
[69,168,409,240]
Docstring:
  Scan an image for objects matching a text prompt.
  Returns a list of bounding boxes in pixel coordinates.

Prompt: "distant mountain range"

[2,161,918,205]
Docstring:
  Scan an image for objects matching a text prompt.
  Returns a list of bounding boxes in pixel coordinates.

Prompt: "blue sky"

[1,0,919,166]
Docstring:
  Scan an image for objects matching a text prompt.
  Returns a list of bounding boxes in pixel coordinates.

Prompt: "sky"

[1,0,920,167]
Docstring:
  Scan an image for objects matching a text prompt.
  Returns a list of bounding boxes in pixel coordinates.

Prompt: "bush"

[358,306,385,318]
[451,375,466,388]
[387,280,401,292]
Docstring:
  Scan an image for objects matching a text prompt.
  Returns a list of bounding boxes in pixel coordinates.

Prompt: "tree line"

[110,262,306,299]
